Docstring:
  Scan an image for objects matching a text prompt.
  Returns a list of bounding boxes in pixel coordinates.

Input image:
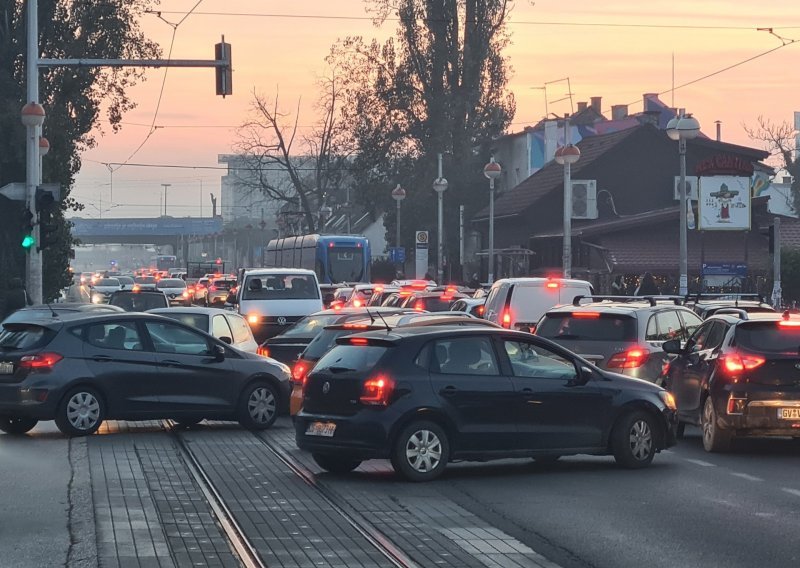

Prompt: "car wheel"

[612,411,657,469]
[676,421,686,439]
[391,421,449,482]
[312,453,362,474]
[0,416,38,435]
[55,387,105,436]
[701,396,732,452]
[172,418,203,429]
[238,382,279,430]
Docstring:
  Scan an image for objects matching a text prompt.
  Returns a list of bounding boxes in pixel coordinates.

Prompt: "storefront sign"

[695,154,754,177]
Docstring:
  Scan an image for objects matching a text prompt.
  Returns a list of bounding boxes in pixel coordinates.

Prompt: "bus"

[150,254,178,271]
[264,234,370,284]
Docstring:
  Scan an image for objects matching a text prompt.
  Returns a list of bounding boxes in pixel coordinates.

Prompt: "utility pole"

[161,183,171,216]
[772,216,782,308]
[25,0,42,304]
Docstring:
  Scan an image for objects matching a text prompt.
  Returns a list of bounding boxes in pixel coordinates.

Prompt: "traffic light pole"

[26,0,42,304]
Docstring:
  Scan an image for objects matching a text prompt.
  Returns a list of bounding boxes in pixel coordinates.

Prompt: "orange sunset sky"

[68,0,800,219]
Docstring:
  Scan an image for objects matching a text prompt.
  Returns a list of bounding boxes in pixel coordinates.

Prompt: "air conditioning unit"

[571,180,598,219]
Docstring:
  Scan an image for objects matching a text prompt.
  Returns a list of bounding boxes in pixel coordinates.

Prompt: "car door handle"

[160,359,183,367]
[440,386,458,396]
[92,355,112,362]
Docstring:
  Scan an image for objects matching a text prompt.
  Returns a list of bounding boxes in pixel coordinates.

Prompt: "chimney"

[577,101,588,112]
[611,105,628,120]
[590,96,602,113]
[715,120,721,141]
[642,93,658,111]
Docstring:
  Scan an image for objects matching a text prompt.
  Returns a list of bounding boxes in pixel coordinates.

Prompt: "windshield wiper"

[327,366,356,374]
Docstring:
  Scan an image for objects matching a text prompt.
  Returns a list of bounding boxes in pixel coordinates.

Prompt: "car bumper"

[0,382,60,419]
[294,411,393,459]
[718,398,800,437]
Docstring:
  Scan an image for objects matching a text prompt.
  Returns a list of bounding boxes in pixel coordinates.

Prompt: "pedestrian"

[634,272,660,296]
[468,273,481,290]
[611,275,625,296]
[5,277,32,315]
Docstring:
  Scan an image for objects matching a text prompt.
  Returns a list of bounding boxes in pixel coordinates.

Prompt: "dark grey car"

[536,296,703,383]
[0,312,291,436]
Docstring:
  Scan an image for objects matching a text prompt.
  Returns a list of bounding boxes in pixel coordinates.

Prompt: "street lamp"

[483,157,502,283]
[433,154,448,283]
[554,117,581,279]
[391,184,406,250]
[666,111,701,296]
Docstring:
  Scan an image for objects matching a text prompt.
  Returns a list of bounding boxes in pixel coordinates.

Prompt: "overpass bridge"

[70,216,223,247]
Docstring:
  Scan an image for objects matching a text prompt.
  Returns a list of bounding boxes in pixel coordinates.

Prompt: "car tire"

[312,453,362,474]
[238,381,279,430]
[391,420,449,482]
[701,396,732,452]
[676,421,686,439]
[55,387,105,437]
[612,411,657,469]
[0,416,38,435]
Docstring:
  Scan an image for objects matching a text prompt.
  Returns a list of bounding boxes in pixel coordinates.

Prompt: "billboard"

[698,176,751,231]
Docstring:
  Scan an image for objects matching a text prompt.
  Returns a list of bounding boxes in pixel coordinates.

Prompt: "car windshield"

[242,274,319,300]
[735,322,800,353]
[154,312,209,331]
[536,313,638,341]
[278,314,343,339]
[110,293,168,312]
[313,344,387,373]
[157,279,186,289]
[328,247,364,283]
[95,278,119,287]
[0,324,54,350]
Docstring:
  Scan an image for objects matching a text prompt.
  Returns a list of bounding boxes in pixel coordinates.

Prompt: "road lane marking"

[731,472,763,482]
[685,458,716,467]
[782,488,800,498]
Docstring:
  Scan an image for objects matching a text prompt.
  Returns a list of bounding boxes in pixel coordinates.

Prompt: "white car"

[147,307,260,353]
[90,278,121,304]
[155,278,192,306]
[449,297,486,317]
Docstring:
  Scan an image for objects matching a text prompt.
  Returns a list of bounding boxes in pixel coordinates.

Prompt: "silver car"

[90,278,121,304]
[148,307,260,353]
[155,278,191,306]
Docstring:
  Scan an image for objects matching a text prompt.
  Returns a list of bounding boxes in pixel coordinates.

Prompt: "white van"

[483,277,593,331]
[237,268,323,342]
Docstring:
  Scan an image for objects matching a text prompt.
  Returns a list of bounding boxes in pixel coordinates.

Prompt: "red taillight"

[721,353,766,374]
[607,348,650,369]
[477,305,485,315]
[502,311,511,328]
[546,281,559,289]
[344,324,370,329]
[360,375,394,406]
[257,346,270,358]
[350,337,369,346]
[19,352,63,369]
[779,320,800,328]
[292,361,307,384]
[414,301,425,311]
[572,312,600,318]
[209,285,217,291]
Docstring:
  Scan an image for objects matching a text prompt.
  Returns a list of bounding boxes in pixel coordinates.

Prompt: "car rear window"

[96,278,119,286]
[303,327,382,361]
[155,312,209,331]
[157,279,185,288]
[211,279,236,290]
[735,322,800,353]
[110,293,168,312]
[313,344,388,374]
[412,297,452,312]
[0,324,55,350]
[536,313,638,342]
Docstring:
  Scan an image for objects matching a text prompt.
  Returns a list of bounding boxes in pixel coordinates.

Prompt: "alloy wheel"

[247,387,276,425]
[629,419,653,461]
[66,392,101,431]
[405,429,443,473]
[702,398,714,445]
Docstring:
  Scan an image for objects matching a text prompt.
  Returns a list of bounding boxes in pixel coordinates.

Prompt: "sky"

[66,0,800,220]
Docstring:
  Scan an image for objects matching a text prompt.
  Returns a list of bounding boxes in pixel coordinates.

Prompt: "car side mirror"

[661,339,683,354]
[213,344,226,361]
[219,336,232,345]
[568,366,594,387]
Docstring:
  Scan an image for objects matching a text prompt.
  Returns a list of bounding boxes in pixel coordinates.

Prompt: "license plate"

[306,421,336,437]
[0,362,12,374]
[778,408,800,420]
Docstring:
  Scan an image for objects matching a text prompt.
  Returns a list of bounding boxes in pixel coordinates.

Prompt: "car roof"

[148,307,240,316]
[112,289,167,295]
[493,277,592,286]
[244,268,316,276]
[453,297,485,306]
[4,310,171,326]
[342,325,526,343]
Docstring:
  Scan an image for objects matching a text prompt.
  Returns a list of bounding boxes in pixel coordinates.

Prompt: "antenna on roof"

[365,308,390,331]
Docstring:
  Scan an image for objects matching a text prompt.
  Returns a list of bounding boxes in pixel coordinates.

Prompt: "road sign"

[388,247,405,264]
[415,231,429,279]
[0,182,26,201]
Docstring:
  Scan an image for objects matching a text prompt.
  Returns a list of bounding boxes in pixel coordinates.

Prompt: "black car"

[3,303,124,323]
[664,310,800,452]
[109,290,169,312]
[295,326,677,481]
[0,312,291,436]
[686,293,775,319]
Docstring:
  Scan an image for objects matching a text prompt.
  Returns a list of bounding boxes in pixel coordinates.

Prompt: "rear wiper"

[327,366,356,374]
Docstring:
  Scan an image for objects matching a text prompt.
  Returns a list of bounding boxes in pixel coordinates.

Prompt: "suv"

[536,296,703,383]
[685,293,775,319]
[295,326,677,480]
[663,310,800,451]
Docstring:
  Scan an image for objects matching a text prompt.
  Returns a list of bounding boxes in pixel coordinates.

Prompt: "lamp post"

[433,154,448,283]
[391,184,406,250]
[484,157,502,283]
[21,101,46,304]
[554,116,581,278]
[666,111,701,296]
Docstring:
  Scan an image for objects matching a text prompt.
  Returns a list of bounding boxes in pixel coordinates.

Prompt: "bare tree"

[744,115,800,213]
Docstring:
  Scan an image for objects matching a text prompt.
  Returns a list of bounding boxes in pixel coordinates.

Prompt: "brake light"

[477,305,485,315]
[546,281,559,289]
[197,284,205,289]
[353,299,362,308]
[350,337,369,345]
[502,310,511,328]
[779,320,800,328]
[414,300,425,311]
[344,324,370,329]
[360,375,394,406]
[19,352,63,369]
[292,361,307,384]
[721,353,766,374]
[209,286,217,292]
[132,285,141,292]
[374,285,384,293]
[607,348,650,369]
[572,312,600,318]
[257,346,270,358]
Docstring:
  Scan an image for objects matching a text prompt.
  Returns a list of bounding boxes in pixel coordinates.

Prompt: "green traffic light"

[21,235,35,249]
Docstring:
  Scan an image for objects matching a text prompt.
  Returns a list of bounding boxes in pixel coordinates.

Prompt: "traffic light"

[215,37,232,97]
[35,186,58,252]
[21,209,34,250]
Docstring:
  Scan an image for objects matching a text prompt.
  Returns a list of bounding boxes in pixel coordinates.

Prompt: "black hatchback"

[295,327,677,481]
[0,312,291,436]
[664,310,800,452]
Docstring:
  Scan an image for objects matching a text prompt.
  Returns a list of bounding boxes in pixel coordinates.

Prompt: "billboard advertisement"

[698,176,751,231]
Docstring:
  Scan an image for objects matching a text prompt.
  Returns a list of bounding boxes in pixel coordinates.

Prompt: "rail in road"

[167,421,418,568]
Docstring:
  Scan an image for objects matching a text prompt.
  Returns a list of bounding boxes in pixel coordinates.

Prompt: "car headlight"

[658,390,677,411]
[92,294,103,304]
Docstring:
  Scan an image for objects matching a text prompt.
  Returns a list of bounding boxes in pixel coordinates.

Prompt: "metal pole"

[437,153,444,283]
[772,216,782,308]
[161,183,171,216]
[488,183,495,284]
[395,200,401,249]
[563,116,572,279]
[679,135,688,296]
[459,205,465,282]
[26,0,42,304]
